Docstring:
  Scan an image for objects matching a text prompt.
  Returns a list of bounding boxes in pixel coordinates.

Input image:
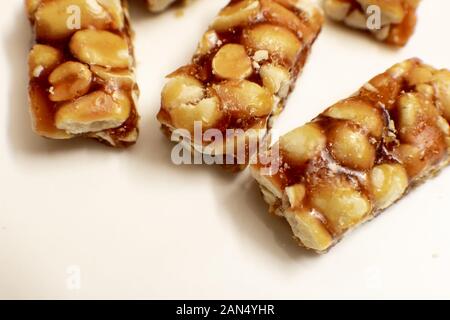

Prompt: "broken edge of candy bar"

[26,0,140,147]
[156,0,324,170]
[251,58,450,253]
[324,0,421,46]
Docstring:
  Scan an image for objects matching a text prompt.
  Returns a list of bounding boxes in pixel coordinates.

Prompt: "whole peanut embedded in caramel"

[212,44,253,80]
[48,62,92,102]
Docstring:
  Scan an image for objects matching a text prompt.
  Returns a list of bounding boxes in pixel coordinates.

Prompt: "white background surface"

[1,0,450,299]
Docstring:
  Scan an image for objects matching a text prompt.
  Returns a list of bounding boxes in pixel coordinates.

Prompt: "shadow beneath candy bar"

[128,124,315,260]
[213,173,318,261]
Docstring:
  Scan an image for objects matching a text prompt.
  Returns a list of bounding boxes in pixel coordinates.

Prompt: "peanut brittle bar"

[26,0,140,147]
[157,0,324,169]
[324,0,420,46]
[251,58,450,252]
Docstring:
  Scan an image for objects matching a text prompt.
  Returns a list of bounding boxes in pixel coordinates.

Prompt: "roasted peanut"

[90,66,136,89]
[394,144,426,178]
[55,91,130,134]
[196,31,219,56]
[28,44,63,78]
[253,50,269,63]
[433,71,450,121]
[284,209,333,252]
[329,122,376,170]
[324,98,384,137]
[260,0,303,32]
[48,62,92,102]
[294,0,325,31]
[280,123,326,163]
[211,0,260,31]
[407,66,433,86]
[162,75,204,111]
[34,0,118,40]
[416,84,434,98]
[285,183,306,208]
[243,24,302,65]
[397,93,441,143]
[169,97,223,133]
[398,93,423,128]
[259,64,291,97]
[97,0,125,29]
[388,60,414,79]
[399,118,446,176]
[213,80,273,117]
[310,176,371,233]
[70,30,131,68]
[111,91,133,125]
[370,164,409,209]
[436,116,450,136]
[212,44,253,80]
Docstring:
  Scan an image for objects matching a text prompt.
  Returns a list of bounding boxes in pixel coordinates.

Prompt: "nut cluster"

[252,59,450,252]
[324,0,421,46]
[26,0,139,147]
[157,0,324,168]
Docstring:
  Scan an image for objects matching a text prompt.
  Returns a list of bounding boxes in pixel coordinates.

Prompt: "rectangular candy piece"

[324,0,420,46]
[157,0,324,169]
[26,0,140,147]
[251,59,450,252]
[147,0,177,12]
